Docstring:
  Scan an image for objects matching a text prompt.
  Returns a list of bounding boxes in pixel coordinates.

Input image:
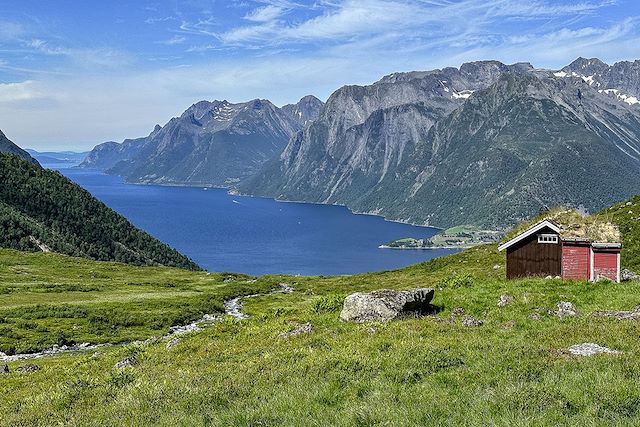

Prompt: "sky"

[0,0,639,151]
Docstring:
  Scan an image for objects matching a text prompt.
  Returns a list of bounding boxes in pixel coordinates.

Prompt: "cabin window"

[538,234,558,244]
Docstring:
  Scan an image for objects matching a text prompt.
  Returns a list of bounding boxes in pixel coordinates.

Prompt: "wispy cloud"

[159,35,187,45]
[215,0,616,46]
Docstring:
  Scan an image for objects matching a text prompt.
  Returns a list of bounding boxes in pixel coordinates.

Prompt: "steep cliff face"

[82,96,323,186]
[240,59,640,227]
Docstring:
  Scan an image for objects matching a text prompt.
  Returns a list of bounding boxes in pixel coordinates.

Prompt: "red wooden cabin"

[498,220,621,282]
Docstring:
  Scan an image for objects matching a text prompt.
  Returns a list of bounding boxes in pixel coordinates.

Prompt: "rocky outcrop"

[115,357,138,369]
[461,316,484,327]
[621,269,640,281]
[339,288,435,322]
[279,323,314,338]
[564,343,621,357]
[552,302,579,318]
[497,294,513,307]
[16,364,40,373]
[592,306,640,320]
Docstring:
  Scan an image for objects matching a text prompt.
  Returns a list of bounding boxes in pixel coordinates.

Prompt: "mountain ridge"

[239,57,640,228]
[81,95,324,187]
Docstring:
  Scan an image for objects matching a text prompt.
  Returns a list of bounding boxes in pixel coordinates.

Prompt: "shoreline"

[73,166,443,231]
[378,245,473,250]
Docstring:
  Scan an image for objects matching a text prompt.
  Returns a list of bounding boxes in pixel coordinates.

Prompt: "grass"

[3,243,640,425]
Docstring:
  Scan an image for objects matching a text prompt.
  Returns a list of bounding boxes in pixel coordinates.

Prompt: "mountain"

[0,130,38,164]
[240,58,640,228]
[0,138,200,269]
[26,149,89,165]
[81,96,324,186]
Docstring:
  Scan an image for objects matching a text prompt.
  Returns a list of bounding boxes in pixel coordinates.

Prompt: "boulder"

[339,288,435,322]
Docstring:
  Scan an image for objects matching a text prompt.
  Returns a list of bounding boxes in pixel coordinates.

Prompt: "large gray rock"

[339,288,435,322]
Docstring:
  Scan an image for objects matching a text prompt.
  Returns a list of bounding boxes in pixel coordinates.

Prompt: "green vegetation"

[383,225,501,249]
[2,197,640,425]
[599,196,640,272]
[0,154,199,270]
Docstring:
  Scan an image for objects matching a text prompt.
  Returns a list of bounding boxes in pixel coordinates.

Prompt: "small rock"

[497,294,513,307]
[16,364,40,373]
[115,357,138,369]
[279,282,294,293]
[621,269,640,282]
[201,314,219,322]
[493,264,501,270]
[366,326,377,334]
[545,275,553,280]
[166,338,180,349]
[222,276,234,283]
[461,316,484,327]
[502,320,515,329]
[451,307,465,316]
[339,288,435,322]
[528,313,542,321]
[92,352,103,358]
[279,323,314,339]
[1,364,8,374]
[553,301,579,318]
[565,343,621,357]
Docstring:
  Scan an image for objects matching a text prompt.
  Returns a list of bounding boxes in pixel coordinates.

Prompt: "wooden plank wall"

[506,234,561,279]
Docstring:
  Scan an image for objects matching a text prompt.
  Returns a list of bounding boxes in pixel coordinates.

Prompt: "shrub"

[440,273,474,288]
[311,294,346,314]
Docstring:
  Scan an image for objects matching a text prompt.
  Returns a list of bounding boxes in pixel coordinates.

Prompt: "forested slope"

[0,154,200,269]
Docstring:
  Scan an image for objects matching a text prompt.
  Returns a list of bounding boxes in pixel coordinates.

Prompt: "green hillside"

[2,196,640,425]
[0,154,199,270]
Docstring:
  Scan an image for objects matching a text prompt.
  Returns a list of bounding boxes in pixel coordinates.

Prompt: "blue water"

[52,165,456,276]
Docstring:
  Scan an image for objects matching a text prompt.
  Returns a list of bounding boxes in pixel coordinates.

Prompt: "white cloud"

[217,0,615,46]
[244,5,285,22]
[0,81,44,103]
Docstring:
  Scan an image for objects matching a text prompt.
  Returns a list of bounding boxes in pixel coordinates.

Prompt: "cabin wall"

[506,234,561,279]
[593,251,620,282]
[561,243,591,280]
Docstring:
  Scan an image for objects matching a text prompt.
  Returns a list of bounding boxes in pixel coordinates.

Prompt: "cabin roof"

[498,220,560,251]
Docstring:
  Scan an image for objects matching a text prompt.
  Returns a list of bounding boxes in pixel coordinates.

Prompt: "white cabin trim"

[498,220,561,252]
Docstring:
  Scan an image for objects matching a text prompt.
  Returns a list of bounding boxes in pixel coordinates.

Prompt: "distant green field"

[4,243,640,425]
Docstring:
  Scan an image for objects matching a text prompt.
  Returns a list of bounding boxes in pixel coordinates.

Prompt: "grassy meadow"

[2,243,640,425]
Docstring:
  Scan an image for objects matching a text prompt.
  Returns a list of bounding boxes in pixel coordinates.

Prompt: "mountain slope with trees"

[0,152,199,269]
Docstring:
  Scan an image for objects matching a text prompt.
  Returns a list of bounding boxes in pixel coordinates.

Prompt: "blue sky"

[0,0,639,150]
